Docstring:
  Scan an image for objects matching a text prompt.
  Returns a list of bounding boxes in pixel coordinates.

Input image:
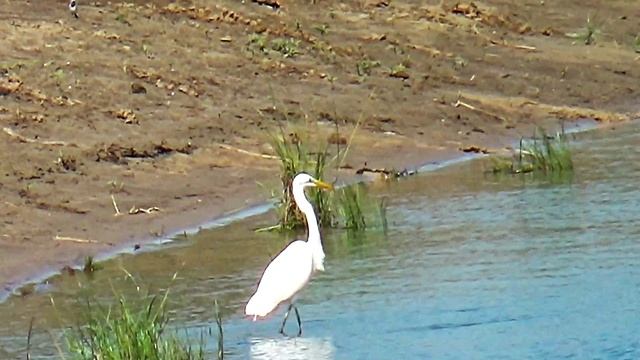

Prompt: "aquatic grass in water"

[491,126,573,175]
[335,184,387,231]
[64,276,221,360]
[517,127,573,173]
[337,185,366,230]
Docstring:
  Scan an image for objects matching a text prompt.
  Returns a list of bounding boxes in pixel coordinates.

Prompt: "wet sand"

[0,0,638,296]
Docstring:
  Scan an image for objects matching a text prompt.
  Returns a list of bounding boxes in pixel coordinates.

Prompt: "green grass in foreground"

[64,276,222,360]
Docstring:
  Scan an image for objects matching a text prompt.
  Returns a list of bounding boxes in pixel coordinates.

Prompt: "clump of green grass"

[566,17,600,45]
[337,185,366,230]
[634,34,640,53]
[491,126,573,175]
[51,68,65,83]
[356,58,381,77]
[64,276,221,360]
[389,63,410,79]
[270,38,300,58]
[270,130,332,230]
[247,33,268,55]
[335,184,387,231]
[83,256,100,274]
[247,34,301,58]
[313,24,329,36]
[517,127,573,173]
[268,128,386,232]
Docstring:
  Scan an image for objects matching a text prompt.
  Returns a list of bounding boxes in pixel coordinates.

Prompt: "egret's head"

[292,173,334,191]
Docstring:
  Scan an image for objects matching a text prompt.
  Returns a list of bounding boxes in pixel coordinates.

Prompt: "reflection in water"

[250,336,334,360]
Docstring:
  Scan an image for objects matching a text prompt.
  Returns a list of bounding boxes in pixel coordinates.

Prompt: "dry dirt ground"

[0,0,638,296]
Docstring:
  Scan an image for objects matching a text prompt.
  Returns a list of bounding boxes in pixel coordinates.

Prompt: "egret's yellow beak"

[313,179,334,190]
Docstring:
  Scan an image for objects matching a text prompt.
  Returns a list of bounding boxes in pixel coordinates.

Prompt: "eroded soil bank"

[0,0,638,296]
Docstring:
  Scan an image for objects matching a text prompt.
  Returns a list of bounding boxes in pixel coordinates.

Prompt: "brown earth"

[0,0,638,297]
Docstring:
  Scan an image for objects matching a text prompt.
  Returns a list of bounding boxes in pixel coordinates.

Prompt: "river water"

[0,122,638,359]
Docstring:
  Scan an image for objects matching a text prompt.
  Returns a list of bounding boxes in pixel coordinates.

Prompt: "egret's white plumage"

[245,241,313,317]
[245,173,332,335]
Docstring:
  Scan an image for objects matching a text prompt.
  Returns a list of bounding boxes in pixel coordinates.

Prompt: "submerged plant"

[64,276,220,360]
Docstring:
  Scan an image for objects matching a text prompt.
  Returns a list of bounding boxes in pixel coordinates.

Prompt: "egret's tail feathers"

[310,244,325,272]
[245,294,278,318]
[313,261,325,272]
[313,252,325,272]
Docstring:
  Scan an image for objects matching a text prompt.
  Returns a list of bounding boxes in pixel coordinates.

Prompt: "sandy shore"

[1,0,638,297]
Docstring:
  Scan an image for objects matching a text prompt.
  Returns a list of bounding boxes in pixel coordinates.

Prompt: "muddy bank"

[0,0,638,296]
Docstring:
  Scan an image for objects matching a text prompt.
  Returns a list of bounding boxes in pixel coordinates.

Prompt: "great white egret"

[245,172,333,336]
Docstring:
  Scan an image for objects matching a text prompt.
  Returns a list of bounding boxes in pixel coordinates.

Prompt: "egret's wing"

[245,240,314,317]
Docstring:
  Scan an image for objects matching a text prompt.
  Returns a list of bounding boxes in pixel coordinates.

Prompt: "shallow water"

[0,122,639,359]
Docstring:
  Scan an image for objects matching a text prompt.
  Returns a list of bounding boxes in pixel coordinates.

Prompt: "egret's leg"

[279,303,294,335]
[293,305,302,337]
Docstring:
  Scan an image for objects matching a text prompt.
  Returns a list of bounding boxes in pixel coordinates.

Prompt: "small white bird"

[68,0,78,18]
[245,173,333,336]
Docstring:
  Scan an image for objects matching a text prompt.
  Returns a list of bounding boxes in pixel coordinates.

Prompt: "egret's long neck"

[293,186,320,243]
[293,185,325,270]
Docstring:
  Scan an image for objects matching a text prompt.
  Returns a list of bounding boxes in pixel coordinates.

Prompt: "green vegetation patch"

[491,126,573,175]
